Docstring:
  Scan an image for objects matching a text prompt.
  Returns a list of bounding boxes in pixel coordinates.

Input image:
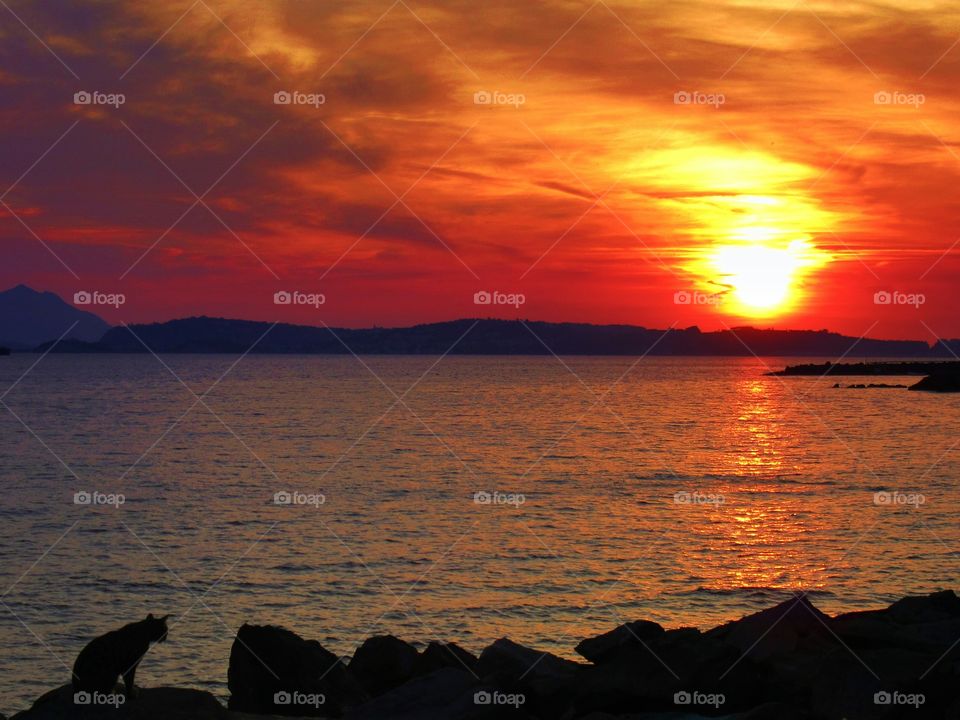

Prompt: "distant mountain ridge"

[4,284,956,356]
[35,315,960,357]
[0,285,110,349]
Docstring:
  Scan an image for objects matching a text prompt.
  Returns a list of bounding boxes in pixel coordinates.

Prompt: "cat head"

[145,613,170,643]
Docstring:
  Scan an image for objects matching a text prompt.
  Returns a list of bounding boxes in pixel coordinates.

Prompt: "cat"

[72,613,169,698]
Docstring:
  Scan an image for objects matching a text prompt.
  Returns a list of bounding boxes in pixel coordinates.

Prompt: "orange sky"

[1,0,959,340]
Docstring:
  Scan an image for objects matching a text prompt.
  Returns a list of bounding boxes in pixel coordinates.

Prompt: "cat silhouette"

[72,614,169,698]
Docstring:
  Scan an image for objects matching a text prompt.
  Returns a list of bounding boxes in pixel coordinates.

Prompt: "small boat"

[0,347,10,356]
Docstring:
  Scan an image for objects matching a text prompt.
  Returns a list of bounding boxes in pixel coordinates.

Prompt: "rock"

[705,595,833,662]
[885,589,960,623]
[227,623,363,716]
[476,638,584,717]
[476,638,582,683]
[575,620,665,664]
[909,373,960,392]
[344,668,481,720]
[11,684,226,719]
[415,641,478,675]
[348,635,420,698]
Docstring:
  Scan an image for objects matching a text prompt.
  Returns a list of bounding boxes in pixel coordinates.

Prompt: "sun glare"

[709,239,827,317]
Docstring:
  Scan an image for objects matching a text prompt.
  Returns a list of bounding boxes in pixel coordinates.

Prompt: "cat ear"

[160,614,170,622]
[147,613,154,620]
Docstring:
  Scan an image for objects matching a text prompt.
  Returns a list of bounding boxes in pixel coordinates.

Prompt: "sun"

[709,239,827,317]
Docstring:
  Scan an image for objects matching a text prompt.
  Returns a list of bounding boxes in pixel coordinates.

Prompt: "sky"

[1,0,959,340]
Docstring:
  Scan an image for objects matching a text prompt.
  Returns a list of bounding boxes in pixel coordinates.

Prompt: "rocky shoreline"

[10,590,960,719]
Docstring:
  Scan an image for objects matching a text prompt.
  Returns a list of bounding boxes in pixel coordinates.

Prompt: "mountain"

[35,315,949,357]
[0,285,110,350]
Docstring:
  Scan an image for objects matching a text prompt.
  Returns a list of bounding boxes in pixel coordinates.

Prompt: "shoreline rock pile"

[11,590,960,719]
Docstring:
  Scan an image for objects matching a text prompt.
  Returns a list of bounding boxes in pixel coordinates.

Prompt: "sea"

[0,354,957,712]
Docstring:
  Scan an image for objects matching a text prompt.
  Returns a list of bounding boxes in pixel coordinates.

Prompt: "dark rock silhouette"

[909,372,960,392]
[72,614,168,698]
[14,591,960,718]
[348,635,420,698]
[227,624,363,717]
[11,685,226,719]
[414,642,478,676]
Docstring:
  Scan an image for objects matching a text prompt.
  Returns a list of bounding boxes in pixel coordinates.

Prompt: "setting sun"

[709,239,830,317]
